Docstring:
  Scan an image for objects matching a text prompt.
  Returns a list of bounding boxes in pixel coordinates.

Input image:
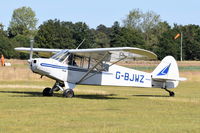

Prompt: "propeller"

[30,39,34,60]
[28,39,34,65]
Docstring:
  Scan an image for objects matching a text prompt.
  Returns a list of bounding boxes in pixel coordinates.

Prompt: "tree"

[94,24,111,48]
[123,9,142,30]
[123,9,161,32]
[155,29,180,60]
[35,19,75,49]
[123,9,161,49]
[110,21,144,48]
[0,23,3,30]
[117,28,145,48]
[72,22,94,48]
[147,21,171,51]
[8,6,38,38]
[94,31,110,48]
[0,23,6,37]
[181,25,200,60]
[96,24,111,36]
[110,21,122,47]
[0,34,21,59]
[35,20,95,49]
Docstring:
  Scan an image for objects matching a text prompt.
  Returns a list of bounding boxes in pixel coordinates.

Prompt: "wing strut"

[76,52,109,84]
[108,55,127,67]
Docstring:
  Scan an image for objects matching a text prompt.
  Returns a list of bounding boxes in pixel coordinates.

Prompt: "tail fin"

[152,56,181,88]
[152,56,179,81]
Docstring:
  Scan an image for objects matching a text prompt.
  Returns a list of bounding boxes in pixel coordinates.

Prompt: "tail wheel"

[164,88,175,97]
[169,91,175,97]
[63,89,74,98]
[43,87,53,96]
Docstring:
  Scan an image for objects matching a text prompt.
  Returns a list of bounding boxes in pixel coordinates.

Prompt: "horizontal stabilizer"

[179,77,187,81]
[153,77,187,82]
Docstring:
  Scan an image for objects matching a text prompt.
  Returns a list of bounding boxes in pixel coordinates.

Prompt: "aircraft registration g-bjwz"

[15,45,186,98]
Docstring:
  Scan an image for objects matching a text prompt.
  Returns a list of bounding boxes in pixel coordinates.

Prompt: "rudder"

[151,56,180,89]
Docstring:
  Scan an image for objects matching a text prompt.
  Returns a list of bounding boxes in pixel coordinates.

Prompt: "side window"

[89,59,109,72]
[68,54,77,66]
[81,57,89,69]
[66,55,109,71]
[67,55,82,67]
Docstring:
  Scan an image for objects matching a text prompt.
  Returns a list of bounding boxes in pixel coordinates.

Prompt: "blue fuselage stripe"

[40,63,67,70]
[40,63,103,73]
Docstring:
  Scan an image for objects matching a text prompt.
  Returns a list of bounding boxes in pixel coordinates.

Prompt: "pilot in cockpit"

[68,54,77,66]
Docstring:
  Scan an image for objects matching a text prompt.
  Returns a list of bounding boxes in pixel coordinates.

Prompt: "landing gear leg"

[52,82,64,92]
[62,82,76,98]
[162,82,175,97]
[164,88,175,97]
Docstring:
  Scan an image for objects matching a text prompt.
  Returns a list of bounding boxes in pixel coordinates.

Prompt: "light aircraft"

[15,43,186,98]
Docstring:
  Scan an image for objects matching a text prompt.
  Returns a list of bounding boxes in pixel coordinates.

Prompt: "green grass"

[0,80,53,86]
[0,60,199,132]
[0,80,200,133]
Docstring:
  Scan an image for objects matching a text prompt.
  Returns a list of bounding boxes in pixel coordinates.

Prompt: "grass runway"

[0,60,200,133]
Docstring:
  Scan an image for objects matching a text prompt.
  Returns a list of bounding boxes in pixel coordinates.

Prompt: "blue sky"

[0,0,199,29]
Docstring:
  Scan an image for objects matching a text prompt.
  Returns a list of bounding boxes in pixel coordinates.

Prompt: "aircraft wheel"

[63,89,74,98]
[43,87,53,96]
[169,91,175,97]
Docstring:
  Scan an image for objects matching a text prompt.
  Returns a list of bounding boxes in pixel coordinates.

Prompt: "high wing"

[68,47,157,61]
[15,47,157,60]
[14,47,62,57]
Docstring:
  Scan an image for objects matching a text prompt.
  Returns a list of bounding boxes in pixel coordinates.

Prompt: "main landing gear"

[43,87,53,96]
[63,89,74,98]
[42,82,75,98]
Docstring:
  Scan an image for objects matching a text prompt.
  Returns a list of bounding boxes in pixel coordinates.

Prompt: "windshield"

[51,50,69,62]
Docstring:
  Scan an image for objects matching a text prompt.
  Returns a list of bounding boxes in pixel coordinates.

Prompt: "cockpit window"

[51,50,109,71]
[67,54,82,67]
[67,54,109,71]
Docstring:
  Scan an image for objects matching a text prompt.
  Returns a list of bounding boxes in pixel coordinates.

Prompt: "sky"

[0,0,200,29]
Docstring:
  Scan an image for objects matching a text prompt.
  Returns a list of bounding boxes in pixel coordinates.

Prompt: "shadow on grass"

[75,94,127,100]
[133,94,170,97]
[0,90,43,97]
[0,91,127,100]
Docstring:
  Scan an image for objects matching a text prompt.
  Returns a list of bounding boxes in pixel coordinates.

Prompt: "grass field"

[0,60,200,133]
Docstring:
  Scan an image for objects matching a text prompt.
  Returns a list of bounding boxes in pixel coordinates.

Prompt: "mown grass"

[0,80,200,133]
[0,60,200,133]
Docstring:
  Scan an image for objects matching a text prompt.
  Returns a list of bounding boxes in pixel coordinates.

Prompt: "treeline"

[0,7,200,60]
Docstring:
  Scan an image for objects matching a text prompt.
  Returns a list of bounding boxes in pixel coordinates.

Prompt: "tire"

[43,87,53,96]
[169,91,175,97]
[63,89,74,98]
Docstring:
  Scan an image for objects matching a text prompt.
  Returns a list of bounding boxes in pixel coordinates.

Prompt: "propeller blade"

[30,39,34,60]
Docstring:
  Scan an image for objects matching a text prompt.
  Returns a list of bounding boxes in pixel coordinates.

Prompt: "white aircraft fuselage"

[30,56,179,93]
[31,58,153,88]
